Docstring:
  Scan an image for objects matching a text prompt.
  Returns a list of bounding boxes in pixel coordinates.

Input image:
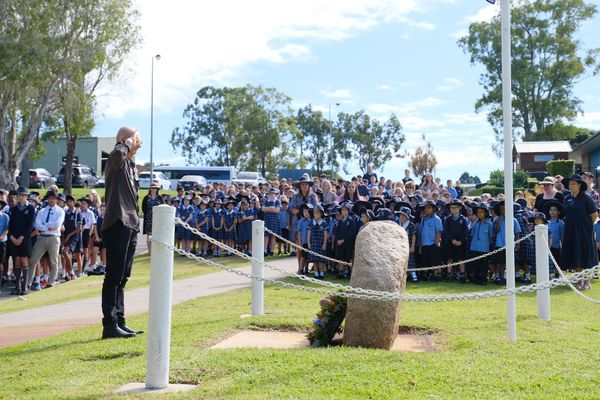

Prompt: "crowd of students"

[0,185,105,295]
[2,166,597,296]
[151,168,598,289]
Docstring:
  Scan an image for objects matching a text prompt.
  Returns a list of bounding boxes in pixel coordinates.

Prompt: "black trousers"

[101,221,137,328]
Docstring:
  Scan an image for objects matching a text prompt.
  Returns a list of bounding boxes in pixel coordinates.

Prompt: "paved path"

[0,256,298,348]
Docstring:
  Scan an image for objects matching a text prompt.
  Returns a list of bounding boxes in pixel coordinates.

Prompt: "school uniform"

[223,209,237,241]
[195,208,210,235]
[443,214,468,261]
[401,220,417,270]
[277,208,290,242]
[334,216,357,263]
[177,204,194,240]
[492,217,521,265]
[263,198,281,236]
[236,208,254,245]
[308,219,328,263]
[549,218,565,267]
[0,211,9,263]
[297,217,311,258]
[80,209,96,250]
[94,214,104,249]
[515,212,534,266]
[211,207,224,240]
[418,214,444,268]
[469,219,494,283]
[8,203,36,257]
[63,208,83,253]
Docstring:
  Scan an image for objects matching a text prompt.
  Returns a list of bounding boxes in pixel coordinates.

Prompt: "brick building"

[513,141,572,179]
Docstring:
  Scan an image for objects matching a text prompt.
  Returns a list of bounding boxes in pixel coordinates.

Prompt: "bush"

[486,169,530,188]
[546,159,575,177]
[527,178,539,189]
[467,186,526,197]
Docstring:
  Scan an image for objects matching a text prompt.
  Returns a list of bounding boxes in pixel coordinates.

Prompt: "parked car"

[56,164,99,188]
[178,175,207,191]
[95,177,105,188]
[138,171,170,190]
[17,168,56,188]
[232,171,267,186]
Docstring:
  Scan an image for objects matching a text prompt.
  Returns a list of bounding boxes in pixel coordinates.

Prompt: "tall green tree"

[0,0,140,189]
[337,111,404,172]
[458,0,599,155]
[295,105,331,173]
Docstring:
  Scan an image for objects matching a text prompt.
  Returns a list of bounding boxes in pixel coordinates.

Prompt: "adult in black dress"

[561,174,598,290]
[534,176,564,216]
[141,181,164,255]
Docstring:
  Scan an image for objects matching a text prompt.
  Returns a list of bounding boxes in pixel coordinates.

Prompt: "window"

[534,154,554,162]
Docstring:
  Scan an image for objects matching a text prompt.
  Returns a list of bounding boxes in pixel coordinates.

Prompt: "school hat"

[515,198,529,210]
[16,187,29,196]
[294,175,313,187]
[542,200,564,218]
[8,190,17,197]
[393,201,413,214]
[213,198,222,205]
[539,176,556,186]
[562,174,588,192]
[396,206,413,220]
[492,200,519,216]
[78,197,90,204]
[298,203,314,214]
[65,194,75,202]
[269,187,279,194]
[359,208,376,222]
[528,212,548,224]
[238,194,250,203]
[171,196,180,203]
[420,199,438,211]
[435,199,446,210]
[328,205,340,216]
[408,194,424,204]
[339,201,354,214]
[150,180,161,189]
[375,208,396,221]
[57,193,66,201]
[28,194,38,202]
[184,195,192,201]
[312,204,326,216]
[352,200,371,215]
[369,197,384,207]
[471,203,490,218]
[177,186,184,191]
[46,190,58,199]
[357,184,370,197]
[444,199,465,211]
[385,197,402,209]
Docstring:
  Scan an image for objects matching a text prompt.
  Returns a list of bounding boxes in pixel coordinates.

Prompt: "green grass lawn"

[0,254,248,315]
[1,276,599,399]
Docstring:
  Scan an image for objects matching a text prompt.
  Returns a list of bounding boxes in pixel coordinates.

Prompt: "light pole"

[328,102,340,180]
[150,54,161,179]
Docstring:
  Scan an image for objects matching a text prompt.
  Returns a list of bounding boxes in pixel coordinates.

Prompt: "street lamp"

[150,54,161,179]
[328,102,340,180]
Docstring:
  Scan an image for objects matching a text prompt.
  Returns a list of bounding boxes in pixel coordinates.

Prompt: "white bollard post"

[535,224,551,321]
[146,205,176,390]
[251,219,264,316]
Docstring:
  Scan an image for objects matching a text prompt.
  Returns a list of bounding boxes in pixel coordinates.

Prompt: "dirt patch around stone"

[210,330,435,352]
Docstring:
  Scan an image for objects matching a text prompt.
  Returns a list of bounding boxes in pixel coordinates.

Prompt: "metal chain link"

[264,225,536,272]
[152,234,600,303]
[545,241,600,304]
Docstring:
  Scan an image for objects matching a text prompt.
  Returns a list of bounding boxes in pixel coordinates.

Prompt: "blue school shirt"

[595,222,600,244]
[298,217,310,244]
[0,212,9,242]
[548,219,564,249]
[418,214,443,246]
[278,209,289,229]
[447,187,458,199]
[470,220,494,253]
[494,217,521,248]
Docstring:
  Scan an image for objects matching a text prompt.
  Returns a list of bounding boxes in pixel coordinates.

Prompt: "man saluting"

[101,126,143,339]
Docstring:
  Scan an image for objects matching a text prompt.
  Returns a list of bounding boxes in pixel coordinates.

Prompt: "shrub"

[486,169,530,188]
[546,159,575,177]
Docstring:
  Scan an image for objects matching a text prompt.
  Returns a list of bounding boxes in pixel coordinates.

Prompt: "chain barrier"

[545,241,600,304]
[153,234,600,303]
[264,225,536,272]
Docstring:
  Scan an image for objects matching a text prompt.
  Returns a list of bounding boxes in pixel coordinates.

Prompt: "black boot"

[102,325,136,339]
[118,319,144,335]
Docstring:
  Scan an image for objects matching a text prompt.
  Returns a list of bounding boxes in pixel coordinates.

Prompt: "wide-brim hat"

[419,199,438,211]
[294,175,313,187]
[328,205,340,215]
[396,206,413,220]
[385,197,402,209]
[515,198,528,210]
[539,176,556,186]
[528,211,548,224]
[150,180,161,189]
[45,190,58,199]
[359,208,376,222]
[562,174,588,192]
[213,198,222,205]
[444,199,465,211]
[313,204,326,216]
[16,187,29,196]
[339,201,354,214]
[492,200,505,216]
[375,208,396,221]
[352,200,371,215]
[393,201,414,214]
[65,195,75,202]
[299,203,314,214]
[57,193,66,201]
[472,203,490,217]
[542,199,564,217]
[408,194,424,204]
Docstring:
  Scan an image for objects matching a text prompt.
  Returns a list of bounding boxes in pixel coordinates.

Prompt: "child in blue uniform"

[334,202,356,279]
[211,199,224,257]
[492,201,522,284]
[262,188,281,256]
[194,199,210,257]
[418,200,444,281]
[172,197,183,249]
[178,195,194,254]
[544,200,564,278]
[236,199,254,255]
[443,200,468,282]
[297,204,313,275]
[62,195,82,281]
[223,198,237,256]
[307,205,329,279]
[276,196,290,255]
[469,203,494,285]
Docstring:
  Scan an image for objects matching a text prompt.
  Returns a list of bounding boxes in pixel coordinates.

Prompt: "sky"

[92,0,600,182]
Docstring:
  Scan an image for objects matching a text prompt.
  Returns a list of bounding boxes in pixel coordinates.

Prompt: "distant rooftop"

[514,140,572,154]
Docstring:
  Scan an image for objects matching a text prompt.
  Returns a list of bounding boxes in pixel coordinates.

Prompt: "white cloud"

[436,77,463,91]
[377,84,393,91]
[404,20,436,30]
[94,0,430,119]
[321,88,355,100]
[465,4,499,23]
[450,29,468,39]
[576,112,600,130]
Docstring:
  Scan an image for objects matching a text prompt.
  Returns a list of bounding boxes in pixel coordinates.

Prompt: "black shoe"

[118,324,144,335]
[102,326,136,339]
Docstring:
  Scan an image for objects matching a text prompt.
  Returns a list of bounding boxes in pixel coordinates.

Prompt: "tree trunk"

[63,119,75,195]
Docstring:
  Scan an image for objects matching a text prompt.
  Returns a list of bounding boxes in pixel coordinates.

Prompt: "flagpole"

[500,0,517,341]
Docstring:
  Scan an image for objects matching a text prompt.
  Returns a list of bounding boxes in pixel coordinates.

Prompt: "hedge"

[467,185,526,197]
[546,159,575,177]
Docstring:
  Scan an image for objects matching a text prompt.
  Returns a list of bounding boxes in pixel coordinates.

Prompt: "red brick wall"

[517,152,569,172]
